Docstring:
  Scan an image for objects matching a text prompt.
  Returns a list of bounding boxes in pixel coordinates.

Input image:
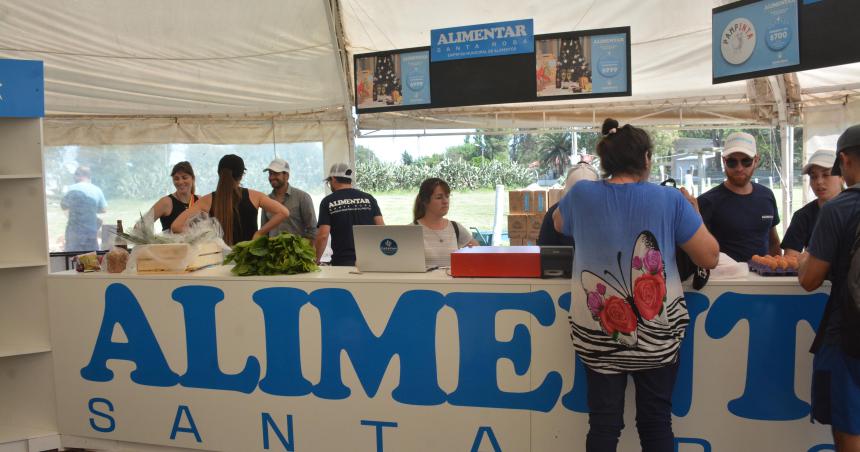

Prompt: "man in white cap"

[698,131,781,262]
[315,163,384,265]
[781,149,842,257]
[537,162,600,246]
[262,158,317,241]
[799,124,860,449]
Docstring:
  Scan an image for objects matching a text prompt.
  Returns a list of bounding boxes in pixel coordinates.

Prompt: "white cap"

[723,132,757,158]
[802,149,837,174]
[264,158,290,173]
[325,162,353,181]
[562,163,600,196]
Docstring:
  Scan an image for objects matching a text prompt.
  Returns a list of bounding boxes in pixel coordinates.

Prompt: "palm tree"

[538,132,572,178]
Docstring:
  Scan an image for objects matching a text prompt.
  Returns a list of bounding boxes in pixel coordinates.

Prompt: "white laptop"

[353,225,436,272]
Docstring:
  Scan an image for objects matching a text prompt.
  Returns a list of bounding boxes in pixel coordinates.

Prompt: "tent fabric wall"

[0,0,347,116]
[800,99,860,203]
[44,115,352,174]
[802,99,860,166]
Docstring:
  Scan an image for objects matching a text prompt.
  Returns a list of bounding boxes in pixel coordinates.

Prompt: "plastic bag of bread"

[73,252,101,272]
[105,246,130,273]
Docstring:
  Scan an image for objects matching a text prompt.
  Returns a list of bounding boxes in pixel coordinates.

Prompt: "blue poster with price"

[712,0,800,82]
[590,34,628,94]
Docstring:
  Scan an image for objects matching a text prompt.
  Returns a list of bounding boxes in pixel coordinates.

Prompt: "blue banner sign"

[713,0,800,81]
[431,19,534,62]
[0,59,45,118]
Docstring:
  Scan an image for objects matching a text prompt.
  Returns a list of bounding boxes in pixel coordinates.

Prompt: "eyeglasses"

[725,157,754,169]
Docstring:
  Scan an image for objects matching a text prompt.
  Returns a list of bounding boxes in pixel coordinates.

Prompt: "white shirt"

[419,220,473,267]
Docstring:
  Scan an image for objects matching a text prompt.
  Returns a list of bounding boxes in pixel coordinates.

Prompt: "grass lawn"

[373,189,499,231]
[46,184,812,252]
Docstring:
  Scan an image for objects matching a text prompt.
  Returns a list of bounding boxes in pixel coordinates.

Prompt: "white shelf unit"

[0,117,57,449]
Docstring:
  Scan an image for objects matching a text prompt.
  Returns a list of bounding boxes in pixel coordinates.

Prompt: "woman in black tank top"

[170,154,291,246]
[150,161,199,231]
[209,187,258,244]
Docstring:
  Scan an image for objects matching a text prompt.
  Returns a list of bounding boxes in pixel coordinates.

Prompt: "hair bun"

[601,118,620,136]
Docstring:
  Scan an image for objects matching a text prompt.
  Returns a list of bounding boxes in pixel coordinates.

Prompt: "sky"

[356,129,475,163]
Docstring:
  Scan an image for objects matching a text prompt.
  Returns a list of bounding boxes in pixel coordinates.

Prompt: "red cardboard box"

[451,246,541,278]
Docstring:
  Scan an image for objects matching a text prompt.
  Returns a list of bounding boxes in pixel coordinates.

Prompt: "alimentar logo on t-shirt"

[328,197,372,214]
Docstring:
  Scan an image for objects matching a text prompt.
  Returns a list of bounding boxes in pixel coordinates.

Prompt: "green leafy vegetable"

[223,232,319,276]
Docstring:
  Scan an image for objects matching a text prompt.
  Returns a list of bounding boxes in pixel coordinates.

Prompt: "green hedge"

[355,160,535,191]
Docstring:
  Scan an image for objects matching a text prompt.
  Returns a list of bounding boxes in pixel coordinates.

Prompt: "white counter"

[47,266,833,452]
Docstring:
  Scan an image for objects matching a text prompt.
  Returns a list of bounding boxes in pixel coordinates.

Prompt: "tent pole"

[768,75,793,232]
[323,0,357,168]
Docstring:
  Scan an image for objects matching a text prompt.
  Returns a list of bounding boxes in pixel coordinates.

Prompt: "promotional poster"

[355,51,431,110]
[713,0,800,82]
[536,32,628,98]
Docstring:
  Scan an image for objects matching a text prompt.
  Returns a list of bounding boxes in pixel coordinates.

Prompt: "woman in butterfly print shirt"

[554,119,719,452]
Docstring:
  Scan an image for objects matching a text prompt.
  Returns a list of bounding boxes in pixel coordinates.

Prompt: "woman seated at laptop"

[413,178,478,267]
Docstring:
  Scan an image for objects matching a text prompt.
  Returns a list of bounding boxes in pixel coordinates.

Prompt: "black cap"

[218,154,246,179]
[833,125,860,176]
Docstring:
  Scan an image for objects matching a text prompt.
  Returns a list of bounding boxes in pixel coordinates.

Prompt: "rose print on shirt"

[581,231,669,346]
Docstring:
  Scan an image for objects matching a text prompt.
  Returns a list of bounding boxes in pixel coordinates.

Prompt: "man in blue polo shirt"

[697,132,781,262]
[799,124,860,450]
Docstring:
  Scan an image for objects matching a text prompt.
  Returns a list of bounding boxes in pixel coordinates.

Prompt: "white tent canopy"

[0,0,858,135]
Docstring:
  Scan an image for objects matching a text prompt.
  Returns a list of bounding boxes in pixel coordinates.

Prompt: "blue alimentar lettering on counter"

[704,291,827,420]
[82,284,561,411]
[81,283,828,421]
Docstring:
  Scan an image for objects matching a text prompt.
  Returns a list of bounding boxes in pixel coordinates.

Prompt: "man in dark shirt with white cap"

[315,163,384,265]
[698,131,781,262]
[799,124,860,451]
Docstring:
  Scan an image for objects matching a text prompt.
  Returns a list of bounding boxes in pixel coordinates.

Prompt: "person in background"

[413,178,478,267]
[315,163,384,266]
[172,154,289,246]
[799,124,860,451]
[538,162,599,246]
[553,118,719,452]
[262,158,317,241]
[698,132,781,262]
[782,149,843,257]
[61,166,107,252]
[149,161,199,232]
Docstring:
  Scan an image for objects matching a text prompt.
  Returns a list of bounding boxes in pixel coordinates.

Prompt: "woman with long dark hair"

[149,161,199,231]
[172,154,289,245]
[553,119,719,452]
[413,178,477,267]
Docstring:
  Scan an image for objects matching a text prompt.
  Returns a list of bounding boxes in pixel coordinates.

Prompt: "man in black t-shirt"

[315,163,384,266]
[781,149,842,256]
[799,124,860,449]
[698,132,781,262]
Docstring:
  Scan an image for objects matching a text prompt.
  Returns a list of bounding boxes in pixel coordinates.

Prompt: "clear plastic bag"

[124,212,230,274]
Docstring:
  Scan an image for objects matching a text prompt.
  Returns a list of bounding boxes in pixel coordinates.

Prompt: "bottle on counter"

[115,220,129,251]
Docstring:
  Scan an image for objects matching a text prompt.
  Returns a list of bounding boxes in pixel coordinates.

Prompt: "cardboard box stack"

[507,189,548,246]
[547,188,563,208]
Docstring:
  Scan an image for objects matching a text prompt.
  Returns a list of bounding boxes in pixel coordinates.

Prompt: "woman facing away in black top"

[171,154,289,246]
